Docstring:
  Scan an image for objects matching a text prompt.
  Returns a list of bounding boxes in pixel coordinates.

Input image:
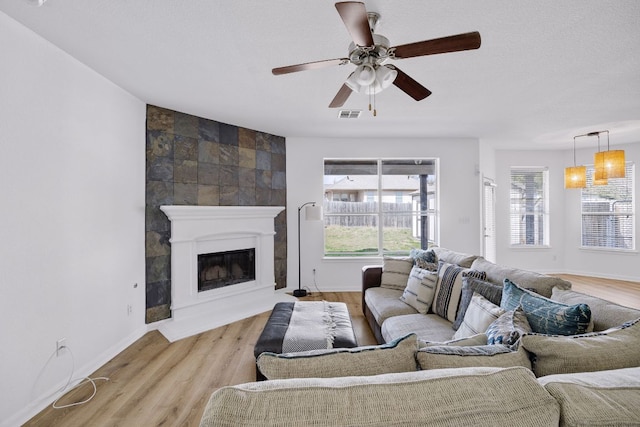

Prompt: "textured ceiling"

[2,0,639,149]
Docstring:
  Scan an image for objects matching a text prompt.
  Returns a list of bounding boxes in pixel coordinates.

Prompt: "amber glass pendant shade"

[593,151,607,181]
[604,150,626,178]
[593,176,608,186]
[564,166,586,188]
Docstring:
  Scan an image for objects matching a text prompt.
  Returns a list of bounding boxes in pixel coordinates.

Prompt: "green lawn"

[324,225,420,254]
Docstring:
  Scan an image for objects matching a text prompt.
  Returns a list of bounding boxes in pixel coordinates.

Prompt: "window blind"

[581,163,635,250]
[510,167,549,246]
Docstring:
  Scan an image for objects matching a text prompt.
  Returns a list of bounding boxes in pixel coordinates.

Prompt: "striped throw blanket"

[282,301,350,353]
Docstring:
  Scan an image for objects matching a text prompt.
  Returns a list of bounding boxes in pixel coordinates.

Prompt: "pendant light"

[593,130,625,179]
[565,136,586,189]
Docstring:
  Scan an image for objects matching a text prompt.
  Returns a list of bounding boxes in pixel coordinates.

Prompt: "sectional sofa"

[199,247,640,426]
[362,247,639,345]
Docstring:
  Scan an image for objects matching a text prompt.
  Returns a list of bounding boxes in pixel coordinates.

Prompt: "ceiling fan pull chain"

[373,91,377,116]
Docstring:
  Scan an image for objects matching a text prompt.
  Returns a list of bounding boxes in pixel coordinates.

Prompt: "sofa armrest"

[362,265,383,291]
[362,265,383,316]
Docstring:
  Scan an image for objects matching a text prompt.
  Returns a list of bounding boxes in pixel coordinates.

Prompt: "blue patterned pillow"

[486,306,532,346]
[410,248,437,264]
[501,279,591,335]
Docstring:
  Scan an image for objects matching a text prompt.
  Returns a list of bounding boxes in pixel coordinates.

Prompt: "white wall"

[494,143,640,281]
[493,150,567,272]
[0,12,146,426]
[286,137,481,292]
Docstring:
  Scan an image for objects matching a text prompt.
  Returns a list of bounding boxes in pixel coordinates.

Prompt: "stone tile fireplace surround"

[145,105,287,324]
[158,205,294,342]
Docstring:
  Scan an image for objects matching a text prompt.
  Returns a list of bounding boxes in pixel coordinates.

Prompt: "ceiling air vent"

[338,110,361,119]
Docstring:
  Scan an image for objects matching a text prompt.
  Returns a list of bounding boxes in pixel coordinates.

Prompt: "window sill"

[322,256,383,262]
[509,245,551,250]
[579,247,638,255]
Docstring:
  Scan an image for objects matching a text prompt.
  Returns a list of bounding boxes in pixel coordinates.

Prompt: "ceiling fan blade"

[329,84,353,108]
[390,66,432,101]
[335,1,374,47]
[272,58,348,75]
[392,31,481,59]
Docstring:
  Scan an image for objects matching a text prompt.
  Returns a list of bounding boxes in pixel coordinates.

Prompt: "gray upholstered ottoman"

[254,301,358,380]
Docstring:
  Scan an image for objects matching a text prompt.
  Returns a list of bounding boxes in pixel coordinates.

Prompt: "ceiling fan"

[272,1,481,112]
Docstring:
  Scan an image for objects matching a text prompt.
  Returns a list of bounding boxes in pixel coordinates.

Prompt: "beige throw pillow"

[380,256,414,291]
[521,318,640,377]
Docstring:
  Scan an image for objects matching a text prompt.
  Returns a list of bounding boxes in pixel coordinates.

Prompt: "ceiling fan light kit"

[272,1,481,113]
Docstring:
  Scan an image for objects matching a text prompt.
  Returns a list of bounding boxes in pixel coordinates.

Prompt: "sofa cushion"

[501,279,591,335]
[379,256,413,291]
[421,333,488,348]
[453,293,504,340]
[551,288,640,331]
[537,367,640,426]
[200,367,560,427]
[365,287,417,325]
[432,261,487,323]
[521,318,640,377]
[415,343,532,370]
[431,247,478,268]
[256,334,418,380]
[486,307,532,346]
[453,276,503,330]
[470,257,571,298]
[399,266,437,314]
[381,313,454,344]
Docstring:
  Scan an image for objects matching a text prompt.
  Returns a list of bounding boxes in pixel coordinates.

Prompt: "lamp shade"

[605,150,625,178]
[593,176,608,186]
[354,64,376,86]
[564,166,586,189]
[594,149,625,180]
[376,65,397,89]
[305,205,323,221]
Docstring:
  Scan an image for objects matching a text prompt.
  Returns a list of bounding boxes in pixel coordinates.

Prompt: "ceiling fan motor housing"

[348,34,391,66]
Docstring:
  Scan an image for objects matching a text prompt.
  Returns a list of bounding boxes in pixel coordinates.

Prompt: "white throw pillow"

[400,266,437,314]
[453,293,504,340]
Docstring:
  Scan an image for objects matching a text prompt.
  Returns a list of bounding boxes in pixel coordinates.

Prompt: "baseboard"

[3,325,148,427]
[557,269,640,283]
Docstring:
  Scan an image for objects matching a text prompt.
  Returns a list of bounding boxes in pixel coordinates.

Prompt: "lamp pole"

[295,201,316,297]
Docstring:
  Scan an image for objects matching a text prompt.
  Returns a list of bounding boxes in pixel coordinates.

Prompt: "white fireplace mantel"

[157,205,294,342]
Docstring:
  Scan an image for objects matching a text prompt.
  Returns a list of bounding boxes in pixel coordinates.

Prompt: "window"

[510,167,549,246]
[581,163,635,250]
[323,159,438,256]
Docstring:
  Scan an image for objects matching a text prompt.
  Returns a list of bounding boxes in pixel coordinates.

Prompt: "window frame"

[323,158,439,257]
[580,162,635,251]
[509,166,550,248]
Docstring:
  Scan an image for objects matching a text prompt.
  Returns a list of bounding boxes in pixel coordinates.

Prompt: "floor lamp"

[295,201,322,297]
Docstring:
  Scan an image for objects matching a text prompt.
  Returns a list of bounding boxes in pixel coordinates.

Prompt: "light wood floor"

[25,275,640,427]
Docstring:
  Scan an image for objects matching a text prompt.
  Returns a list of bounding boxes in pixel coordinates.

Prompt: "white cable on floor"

[43,345,109,409]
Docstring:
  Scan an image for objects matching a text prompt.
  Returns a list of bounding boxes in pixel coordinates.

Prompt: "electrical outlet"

[56,338,66,357]
[127,304,133,316]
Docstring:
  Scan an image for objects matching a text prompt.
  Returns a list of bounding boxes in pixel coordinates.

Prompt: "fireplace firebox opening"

[197,248,256,292]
